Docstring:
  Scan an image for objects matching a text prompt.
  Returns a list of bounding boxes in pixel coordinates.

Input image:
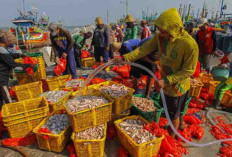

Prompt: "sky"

[0,0,231,27]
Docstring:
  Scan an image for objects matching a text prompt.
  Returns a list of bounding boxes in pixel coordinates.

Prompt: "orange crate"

[208,81,220,95]
[221,91,232,108]
[114,116,164,157]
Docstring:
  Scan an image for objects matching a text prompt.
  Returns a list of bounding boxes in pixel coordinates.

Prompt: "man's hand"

[106,46,110,52]
[157,79,166,89]
[112,57,123,64]
[62,53,67,59]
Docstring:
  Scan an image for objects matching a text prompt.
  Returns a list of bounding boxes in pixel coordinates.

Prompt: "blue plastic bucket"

[211,68,230,81]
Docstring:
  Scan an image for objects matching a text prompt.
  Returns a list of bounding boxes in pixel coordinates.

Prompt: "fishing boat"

[9,1,50,50]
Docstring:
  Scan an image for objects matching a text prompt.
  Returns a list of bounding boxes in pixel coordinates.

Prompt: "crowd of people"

[0,8,231,137]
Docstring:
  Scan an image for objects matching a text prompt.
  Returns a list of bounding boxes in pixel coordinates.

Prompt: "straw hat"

[95,17,104,25]
[125,14,134,23]
[112,42,122,52]
[198,18,208,27]
[48,22,59,36]
[0,30,16,45]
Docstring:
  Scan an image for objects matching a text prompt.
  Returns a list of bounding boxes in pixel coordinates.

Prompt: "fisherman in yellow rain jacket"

[114,8,199,136]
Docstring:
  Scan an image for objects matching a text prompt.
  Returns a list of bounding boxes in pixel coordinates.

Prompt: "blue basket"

[212,68,230,81]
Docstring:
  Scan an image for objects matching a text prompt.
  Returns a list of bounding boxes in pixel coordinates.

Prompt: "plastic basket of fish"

[130,94,164,123]
[64,89,113,132]
[46,75,71,91]
[188,78,203,97]
[114,116,164,157]
[96,81,135,114]
[72,124,106,157]
[14,71,40,85]
[81,57,96,67]
[14,81,43,101]
[41,89,73,112]
[33,110,72,152]
[65,79,85,91]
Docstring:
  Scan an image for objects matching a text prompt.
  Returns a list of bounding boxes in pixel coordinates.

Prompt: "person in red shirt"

[196,18,217,71]
[140,20,151,40]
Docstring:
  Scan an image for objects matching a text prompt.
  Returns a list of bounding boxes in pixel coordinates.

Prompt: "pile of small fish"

[95,71,118,80]
[190,78,202,87]
[119,119,156,144]
[101,84,129,98]
[132,97,156,112]
[41,114,69,134]
[66,79,84,88]
[66,96,109,113]
[41,90,69,103]
[75,124,105,140]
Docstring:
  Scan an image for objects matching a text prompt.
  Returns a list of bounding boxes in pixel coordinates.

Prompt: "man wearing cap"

[114,8,198,136]
[196,18,217,71]
[140,20,151,40]
[49,23,77,79]
[73,31,92,67]
[124,15,138,41]
[90,17,110,64]
[0,30,35,108]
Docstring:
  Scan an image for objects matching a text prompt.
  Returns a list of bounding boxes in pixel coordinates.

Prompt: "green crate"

[25,52,43,57]
[130,94,164,123]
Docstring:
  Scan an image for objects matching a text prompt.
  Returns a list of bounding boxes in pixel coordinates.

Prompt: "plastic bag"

[67,144,76,157]
[81,50,91,58]
[192,61,200,77]
[117,145,129,157]
[111,65,131,79]
[183,115,203,124]
[23,56,37,75]
[2,135,36,147]
[54,58,66,76]
[107,124,117,140]
[90,78,105,85]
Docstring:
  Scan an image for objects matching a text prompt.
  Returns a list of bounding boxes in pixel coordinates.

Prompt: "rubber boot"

[179,115,185,130]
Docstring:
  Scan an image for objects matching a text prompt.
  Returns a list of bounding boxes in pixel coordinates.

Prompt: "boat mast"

[220,0,224,18]
[22,0,25,13]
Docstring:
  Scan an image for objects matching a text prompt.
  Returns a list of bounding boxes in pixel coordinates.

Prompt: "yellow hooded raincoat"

[123,8,199,97]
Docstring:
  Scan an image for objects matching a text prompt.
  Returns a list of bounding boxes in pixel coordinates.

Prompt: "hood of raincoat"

[154,8,184,41]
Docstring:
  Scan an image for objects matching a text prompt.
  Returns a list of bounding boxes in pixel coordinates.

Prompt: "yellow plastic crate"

[81,57,96,67]
[97,81,135,114]
[188,79,203,97]
[110,109,130,123]
[198,73,214,88]
[114,116,164,157]
[33,111,72,152]
[2,97,49,123]
[5,113,48,138]
[46,75,71,91]
[14,71,40,85]
[14,81,43,101]
[46,89,73,112]
[72,124,107,157]
[15,55,46,79]
[64,90,113,132]
[208,81,220,95]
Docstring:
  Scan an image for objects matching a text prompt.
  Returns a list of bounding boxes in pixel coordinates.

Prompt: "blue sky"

[0,0,231,27]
